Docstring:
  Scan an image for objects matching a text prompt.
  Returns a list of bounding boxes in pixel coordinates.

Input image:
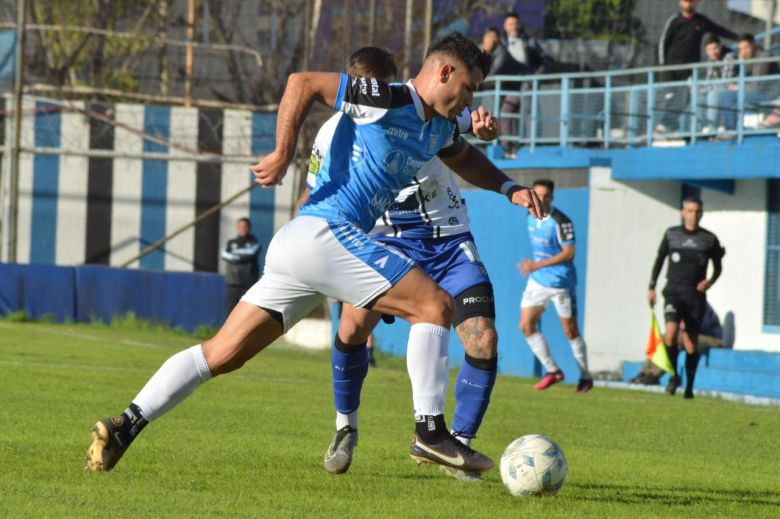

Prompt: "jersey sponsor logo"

[403,156,426,174]
[383,150,406,174]
[370,78,380,97]
[446,186,460,209]
[682,238,697,248]
[373,255,389,269]
[421,188,438,203]
[370,191,394,214]
[308,152,321,176]
[359,77,369,95]
[462,295,494,305]
[559,222,574,241]
[387,127,409,139]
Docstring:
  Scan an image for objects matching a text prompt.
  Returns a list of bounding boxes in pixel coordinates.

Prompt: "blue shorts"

[373,232,491,297]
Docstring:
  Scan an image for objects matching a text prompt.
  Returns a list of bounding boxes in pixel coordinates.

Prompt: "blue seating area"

[623,348,780,399]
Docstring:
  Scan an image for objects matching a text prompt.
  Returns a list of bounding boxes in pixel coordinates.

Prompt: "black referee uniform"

[649,224,724,395]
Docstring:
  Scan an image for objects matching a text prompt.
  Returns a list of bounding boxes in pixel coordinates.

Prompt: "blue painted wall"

[336,186,591,381]
[0,263,224,330]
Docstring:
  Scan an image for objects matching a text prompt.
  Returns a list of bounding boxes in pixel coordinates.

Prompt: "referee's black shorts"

[663,286,706,336]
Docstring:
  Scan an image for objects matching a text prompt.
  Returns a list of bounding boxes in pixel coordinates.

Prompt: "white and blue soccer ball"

[499,434,568,496]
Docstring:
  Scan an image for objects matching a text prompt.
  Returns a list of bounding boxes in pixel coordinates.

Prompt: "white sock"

[526,332,558,372]
[133,344,212,421]
[406,323,450,416]
[336,411,358,430]
[569,336,591,379]
[451,430,471,447]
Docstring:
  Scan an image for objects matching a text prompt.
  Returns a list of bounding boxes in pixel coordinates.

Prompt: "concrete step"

[622,360,780,399]
[695,366,780,399]
[706,348,780,373]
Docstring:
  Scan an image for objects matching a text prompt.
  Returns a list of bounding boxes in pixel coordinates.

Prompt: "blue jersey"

[527,208,577,288]
[299,75,464,233]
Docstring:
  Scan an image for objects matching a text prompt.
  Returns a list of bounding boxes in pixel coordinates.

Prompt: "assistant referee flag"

[646,311,675,374]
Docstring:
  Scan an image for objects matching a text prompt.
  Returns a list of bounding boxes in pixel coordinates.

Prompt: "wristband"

[500,180,520,196]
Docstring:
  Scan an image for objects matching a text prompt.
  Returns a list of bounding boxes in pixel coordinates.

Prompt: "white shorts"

[520,278,577,319]
[241,216,414,331]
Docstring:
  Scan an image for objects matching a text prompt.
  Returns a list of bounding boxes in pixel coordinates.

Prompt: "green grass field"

[1,320,779,518]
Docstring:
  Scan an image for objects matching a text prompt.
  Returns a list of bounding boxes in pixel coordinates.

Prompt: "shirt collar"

[406,80,426,121]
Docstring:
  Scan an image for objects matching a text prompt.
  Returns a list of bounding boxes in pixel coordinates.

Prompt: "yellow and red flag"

[646,311,675,374]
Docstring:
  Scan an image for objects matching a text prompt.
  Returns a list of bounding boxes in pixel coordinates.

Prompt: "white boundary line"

[595,380,780,408]
[0,322,170,350]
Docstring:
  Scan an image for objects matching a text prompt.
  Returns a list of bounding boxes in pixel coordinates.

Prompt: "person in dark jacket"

[656,0,737,132]
[482,26,530,155]
[499,12,544,156]
[221,217,261,315]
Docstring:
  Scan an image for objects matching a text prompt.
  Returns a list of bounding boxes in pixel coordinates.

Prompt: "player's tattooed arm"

[251,72,342,188]
[441,143,545,218]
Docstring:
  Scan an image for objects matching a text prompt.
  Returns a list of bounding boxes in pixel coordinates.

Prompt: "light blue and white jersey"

[371,110,473,239]
[299,75,464,233]
[527,208,577,289]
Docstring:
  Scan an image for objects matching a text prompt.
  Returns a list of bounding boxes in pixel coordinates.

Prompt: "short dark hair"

[682,197,703,209]
[485,26,500,36]
[703,35,720,47]
[533,179,554,192]
[505,11,519,20]
[425,32,491,78]
[346,47,397,80]
[739,33,755,44]
[237,217,251,226]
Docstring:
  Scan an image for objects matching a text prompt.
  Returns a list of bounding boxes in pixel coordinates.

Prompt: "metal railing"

[476,55,780,150]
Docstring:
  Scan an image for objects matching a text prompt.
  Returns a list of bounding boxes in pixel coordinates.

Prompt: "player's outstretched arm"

[441,142,545,219]
[518,245,575,275]
[250,72,342,188]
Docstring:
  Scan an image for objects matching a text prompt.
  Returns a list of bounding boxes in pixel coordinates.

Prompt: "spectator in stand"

[500,12,545,157]
[482,26,528,156]
[699,35,734,133]
[220,217,261,316]
[715,33,780,130]
[657,0,736,133]
[482,27,529,78]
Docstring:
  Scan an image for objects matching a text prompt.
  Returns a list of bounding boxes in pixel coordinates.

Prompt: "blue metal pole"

[737,62,745,144]
[604,75,612,149]
[628,88,638,144]
[691,67,698,145]
[530,78,538,151]
[560,76,569,148]
[646,71,654,147]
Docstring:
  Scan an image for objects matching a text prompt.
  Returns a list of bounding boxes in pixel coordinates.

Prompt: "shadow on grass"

[569,482,780,506]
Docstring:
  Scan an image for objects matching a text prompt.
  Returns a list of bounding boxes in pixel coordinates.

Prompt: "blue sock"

[331,335,369,415]
[451,355,497,438]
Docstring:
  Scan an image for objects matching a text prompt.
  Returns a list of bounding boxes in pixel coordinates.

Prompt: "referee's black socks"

[685,351,700,393]
[667,345,680,379]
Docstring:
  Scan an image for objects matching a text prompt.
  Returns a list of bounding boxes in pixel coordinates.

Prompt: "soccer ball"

[499,434,568,496]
